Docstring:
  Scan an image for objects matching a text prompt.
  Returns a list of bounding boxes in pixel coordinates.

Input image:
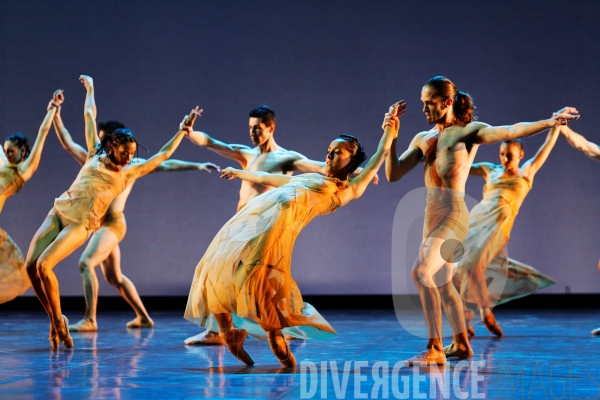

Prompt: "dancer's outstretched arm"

[219,168,292,187]
[154,160,220,173]
[469,162,494,177]
[341,101,405,205]
[522,126,560,177]
[471,109,579,145]
[187,130,251,167]
[292,155,379,185]
[80,75,100,157]
[560,126,600,162]
[18,95,59,181]
[124,108,201,181]
[53,91,88,166]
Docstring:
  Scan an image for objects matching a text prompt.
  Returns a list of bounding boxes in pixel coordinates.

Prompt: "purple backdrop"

[1,1,599,296]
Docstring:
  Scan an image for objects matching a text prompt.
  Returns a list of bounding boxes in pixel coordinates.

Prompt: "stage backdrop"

[1,1,599,296]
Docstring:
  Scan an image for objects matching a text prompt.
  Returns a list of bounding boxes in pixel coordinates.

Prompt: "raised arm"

[560,125,600,162]
[79,75,100,155]
[187,130,250,167]
[52,91,88,166]
[18,95,59,181]
[469,162,494,177]
[220,167,292,187]
[521,127,560,177]
[153,160,220,173]
[340,101,406,205]
[473,109,579,145]
[125,108,201,181]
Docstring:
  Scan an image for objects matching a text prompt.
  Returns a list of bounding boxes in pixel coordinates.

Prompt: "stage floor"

[2,308,600,399]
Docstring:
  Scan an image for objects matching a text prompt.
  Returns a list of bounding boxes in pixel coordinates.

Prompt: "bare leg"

[452,272,475,337]
[25,214,61,347]
[30,220,89,347]
[25,214,61,319]
[438,276,473,359]
[99,243,153,328]
[267,329,296,367]
[406,226,471,366]
[214,313,254,365]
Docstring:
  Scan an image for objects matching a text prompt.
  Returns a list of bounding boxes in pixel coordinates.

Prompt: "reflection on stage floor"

[1,309,600,399]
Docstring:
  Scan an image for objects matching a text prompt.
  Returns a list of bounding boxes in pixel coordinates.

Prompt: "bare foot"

[68,318,98,332]
[126,317,154,329]
[591,328,600,335]
[184,330,225,345]
[443,342,474,359]
[482,312,503,337]
[404,350,446,366]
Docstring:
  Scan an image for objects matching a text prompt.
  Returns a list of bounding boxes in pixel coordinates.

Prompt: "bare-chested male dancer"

[557,123,600,335]
[52,92,219,331]
[184,105,374,345]
[385,76,578,366]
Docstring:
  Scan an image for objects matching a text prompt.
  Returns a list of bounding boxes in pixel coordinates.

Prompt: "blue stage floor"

[2,308,600,399]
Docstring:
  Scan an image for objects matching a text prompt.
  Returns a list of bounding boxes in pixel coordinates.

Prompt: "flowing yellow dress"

[0,165,29,304]
[457,167,554,307]
[185,173,341,340]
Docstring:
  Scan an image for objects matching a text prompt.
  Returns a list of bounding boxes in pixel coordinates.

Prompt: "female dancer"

[25,75,199,349]
[456,125,562,336]
[184,101,405,367]
[0,92,58,303]
[52,92,218,332]
[556,121,600,334]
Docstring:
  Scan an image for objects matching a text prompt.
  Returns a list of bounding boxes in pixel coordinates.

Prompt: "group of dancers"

[0,74,595,367]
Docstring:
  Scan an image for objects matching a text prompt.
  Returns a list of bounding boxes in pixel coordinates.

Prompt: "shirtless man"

[52,92,219,331]
[385,76,578,365]
[557,124,600,334]
[184,104,375,345]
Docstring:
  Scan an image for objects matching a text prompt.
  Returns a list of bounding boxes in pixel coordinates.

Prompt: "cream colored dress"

[53,156,128,230]
[185,173,342,340]
[0,165,29,304]
[458,166,554,307]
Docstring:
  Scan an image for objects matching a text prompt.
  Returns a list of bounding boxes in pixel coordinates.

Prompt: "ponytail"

[424,76,477,126]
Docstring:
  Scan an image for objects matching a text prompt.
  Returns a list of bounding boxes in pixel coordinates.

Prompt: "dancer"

[0,92,58,303]
[25,75,199,349]
[385,76,578,366]
[51,92,219,332]
[184,102,404,367]
[556,123,600,334]
[184,105,376,345]
[456,127,562,337]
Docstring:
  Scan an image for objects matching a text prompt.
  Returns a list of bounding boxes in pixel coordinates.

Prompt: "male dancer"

[557,123,600,334]
[184,105,375,345]
[53,93,219,331]
[385,76,578,365]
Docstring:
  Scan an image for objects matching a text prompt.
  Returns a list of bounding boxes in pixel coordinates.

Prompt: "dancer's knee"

[36,257,54,278]
[78,258,95,276]
[412,264,436,288]
[105,273,122,287]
